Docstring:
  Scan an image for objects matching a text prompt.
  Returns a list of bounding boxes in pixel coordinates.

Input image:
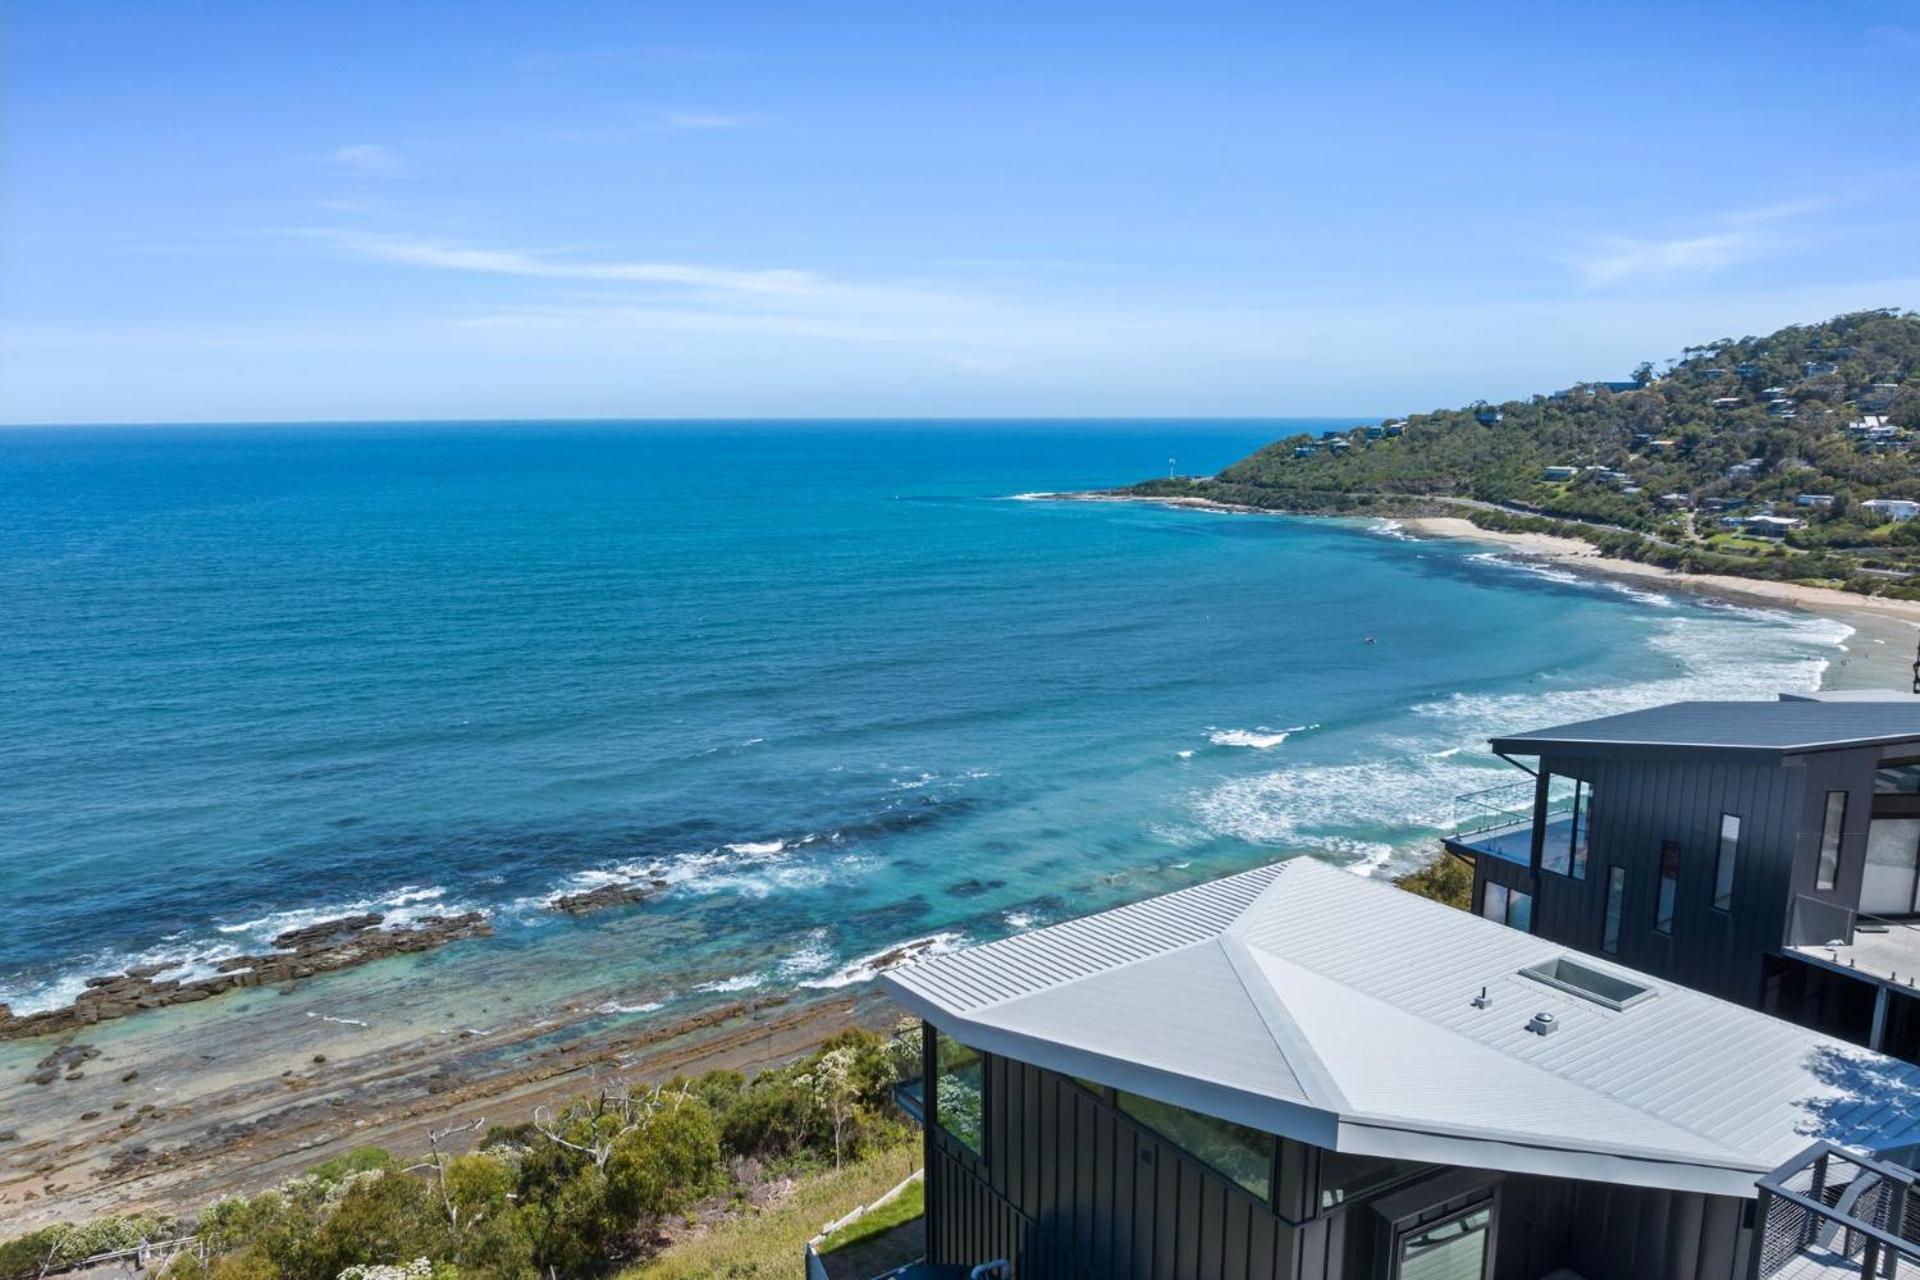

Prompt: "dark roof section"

[1490,699,1920,757]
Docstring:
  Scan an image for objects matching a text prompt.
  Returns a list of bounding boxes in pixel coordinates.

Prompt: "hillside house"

[1861,384,1903,414]
[884,856,1920,1280]
[1862,499,1920,522]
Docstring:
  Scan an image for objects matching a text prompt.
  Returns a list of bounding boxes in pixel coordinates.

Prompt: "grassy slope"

[624,1141,922,1280]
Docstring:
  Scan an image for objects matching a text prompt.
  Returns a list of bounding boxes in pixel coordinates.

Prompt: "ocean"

[0,422,1851,1030]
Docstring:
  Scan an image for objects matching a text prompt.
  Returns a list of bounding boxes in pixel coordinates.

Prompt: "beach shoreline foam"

[1041,490,1920,675]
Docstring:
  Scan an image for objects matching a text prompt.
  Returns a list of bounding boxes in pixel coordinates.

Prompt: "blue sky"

[4,1,1918,424]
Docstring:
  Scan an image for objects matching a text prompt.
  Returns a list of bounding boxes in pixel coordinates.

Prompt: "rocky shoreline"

[548,877,668,915]
[0,912,493,1046]
[2,870,689,1046]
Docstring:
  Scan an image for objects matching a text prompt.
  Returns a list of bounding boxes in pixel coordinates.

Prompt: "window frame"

[1568,779,1592,881]
[1318,1148,1434,1213]
[1602,866,1627,954]
[1391,1200,1497,1280]
[1116,1090,1277,1203]
[931,1029,986,1158]
[1654,839,1680,935]
[1540,776,1593,880]
[1713,814,1740,912]
[1818,790,1848,891]
[1506,888,1532,932]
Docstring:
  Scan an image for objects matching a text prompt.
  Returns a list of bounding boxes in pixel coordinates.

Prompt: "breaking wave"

[1193,602,1850,878]
[800,931,966,990]
[1209,725,1313,750]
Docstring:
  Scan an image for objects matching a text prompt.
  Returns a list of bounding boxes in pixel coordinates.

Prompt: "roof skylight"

[1520,956,1655,1011]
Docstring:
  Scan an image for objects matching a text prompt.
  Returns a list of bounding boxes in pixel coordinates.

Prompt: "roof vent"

[1526,1011,1558,1036]
[1520,956,1655,1011]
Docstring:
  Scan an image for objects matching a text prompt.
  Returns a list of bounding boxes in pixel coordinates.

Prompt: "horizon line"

[0,413,1388,431]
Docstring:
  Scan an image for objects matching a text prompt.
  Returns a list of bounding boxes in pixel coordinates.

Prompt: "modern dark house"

[878,857,1920,1280]
[1446,694,1920,1061]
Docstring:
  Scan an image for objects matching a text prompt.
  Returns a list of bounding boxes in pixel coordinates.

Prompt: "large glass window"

[1876,762,1920,794]
[1602,866,1627,954]
[1713,815,1740,912]
[1117,1092,1272,1200]
[934,1032,984,1155]
[1398,1205,1493,1280]
[1320,1150,1432,1211]
[1541,777,1592,879]
[1863,819,1920,917]
[1654,840,1680,935]
[1480,883,1531,932]
[1818,791,1848,891]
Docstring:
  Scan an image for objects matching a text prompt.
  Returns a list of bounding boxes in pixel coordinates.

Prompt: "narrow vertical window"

[1602,867,1627,954]
[934,1032,985,1155]
[1569,779,1592,881]
[1481,883,1509,923]
[1540,774,1570,877]
[1818,791,1848,891]
[1654,840,1679,935]
[1713,814,1740,911]
[1541,775,1590,878]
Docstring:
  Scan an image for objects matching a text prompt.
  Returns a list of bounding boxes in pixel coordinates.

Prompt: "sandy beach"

[1398,515,1920,690]
[1052,492,1920,688]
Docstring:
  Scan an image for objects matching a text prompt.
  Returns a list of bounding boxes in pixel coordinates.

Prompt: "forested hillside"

[1128,309,1920,595]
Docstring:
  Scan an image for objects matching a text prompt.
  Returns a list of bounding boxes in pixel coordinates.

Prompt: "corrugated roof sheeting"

[987,939,1308,1104]
[889,861,1282,1013]
[882,856,1920,1197]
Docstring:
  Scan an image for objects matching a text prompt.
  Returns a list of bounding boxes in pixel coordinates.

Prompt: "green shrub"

[0,1215,179,1280]
[606,1097,723,1226]
[1397,854,1473,910]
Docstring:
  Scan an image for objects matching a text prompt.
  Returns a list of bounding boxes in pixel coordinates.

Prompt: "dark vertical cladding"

[926,1054,1295,1279]
[921,1044,1748,1280]
[1512,748,1814,1004]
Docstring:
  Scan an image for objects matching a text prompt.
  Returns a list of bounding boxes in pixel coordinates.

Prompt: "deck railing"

[1448,781,1570,840]
[1753,1142,1920,1278]
[1788,895,1859,950]
[1449,781,1536,838]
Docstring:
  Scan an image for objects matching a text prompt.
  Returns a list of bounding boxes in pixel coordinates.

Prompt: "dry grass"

[624,1140,922,1280]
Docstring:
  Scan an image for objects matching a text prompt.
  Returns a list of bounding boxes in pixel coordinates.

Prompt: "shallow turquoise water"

[0,422,1849,1017]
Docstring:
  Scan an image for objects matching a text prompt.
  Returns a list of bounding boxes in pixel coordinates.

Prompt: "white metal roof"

[882,858,1920,1198]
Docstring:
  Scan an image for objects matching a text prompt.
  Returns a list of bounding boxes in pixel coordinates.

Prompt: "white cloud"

[328,144,406,177]
[320,231,823,296]
[1565,202,1819,288]
[9,275,1920,424]
[1568,231,1772,288]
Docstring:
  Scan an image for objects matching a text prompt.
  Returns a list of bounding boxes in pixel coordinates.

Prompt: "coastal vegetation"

[623,1142,919,1280]
[0,1027,919,1280]
[1125,309,1920,597]
[1393,854,1473,910]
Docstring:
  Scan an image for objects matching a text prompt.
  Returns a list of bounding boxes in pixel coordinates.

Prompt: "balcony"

[1788,896,1920,992]
[1444,781,1572,867]
[1754,1142,1920,1278]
